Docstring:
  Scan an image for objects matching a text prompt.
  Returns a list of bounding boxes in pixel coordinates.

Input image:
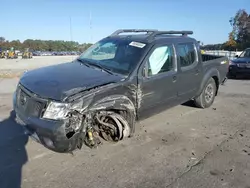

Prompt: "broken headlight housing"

[43,102,70,120]
[42,98,88,120]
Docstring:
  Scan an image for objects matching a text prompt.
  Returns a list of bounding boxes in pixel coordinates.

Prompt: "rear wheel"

[194,78,216,108]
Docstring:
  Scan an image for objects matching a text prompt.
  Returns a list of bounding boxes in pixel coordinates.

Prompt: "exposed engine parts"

[84,127,101,148]
[65,111,83,139]
[95,111,131,142]
[65,110,131,150]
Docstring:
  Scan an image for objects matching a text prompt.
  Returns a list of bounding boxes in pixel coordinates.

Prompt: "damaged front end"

[14,95,88,153]
[59,95,134,152]
[14,84,135,153]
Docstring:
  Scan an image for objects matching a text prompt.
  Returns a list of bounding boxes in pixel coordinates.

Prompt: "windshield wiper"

[76,58,91,67]
[77,58,114,75]
[88,63,114,75]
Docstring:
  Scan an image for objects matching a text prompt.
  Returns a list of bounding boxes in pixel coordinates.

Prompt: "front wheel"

[194,78,217,109]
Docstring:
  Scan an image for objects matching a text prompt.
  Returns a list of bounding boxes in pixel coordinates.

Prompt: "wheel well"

[95,108,135,139]
[109,109,130,122]
[212,76,219,95]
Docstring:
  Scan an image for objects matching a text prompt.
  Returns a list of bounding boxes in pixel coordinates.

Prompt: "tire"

[119,110,135,138]
[194,78,217,109]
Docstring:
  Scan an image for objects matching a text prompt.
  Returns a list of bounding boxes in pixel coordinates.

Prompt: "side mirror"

[235,55,239,58]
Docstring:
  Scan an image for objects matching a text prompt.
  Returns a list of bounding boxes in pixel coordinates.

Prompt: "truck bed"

[202,54,229,84]
[201,54,224,62]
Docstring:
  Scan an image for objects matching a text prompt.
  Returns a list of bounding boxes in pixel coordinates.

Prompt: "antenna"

[70,16,73,42]
[89,10,92,43]
[69,16,74,61]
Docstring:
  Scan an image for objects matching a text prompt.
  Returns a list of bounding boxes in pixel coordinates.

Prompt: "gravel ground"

[0,59,250,188]
[0,56,77,78]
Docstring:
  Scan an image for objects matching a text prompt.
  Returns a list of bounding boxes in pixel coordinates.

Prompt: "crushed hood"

[20,61,123,101]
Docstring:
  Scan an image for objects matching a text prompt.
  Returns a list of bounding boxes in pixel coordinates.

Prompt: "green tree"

[229,9,250,50]
[0,38,89,52]
[0,37,5,43]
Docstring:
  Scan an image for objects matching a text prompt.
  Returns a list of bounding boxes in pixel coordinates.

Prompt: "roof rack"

[109,29,193,41]
[147,30,193,40]
[110,29,158,36]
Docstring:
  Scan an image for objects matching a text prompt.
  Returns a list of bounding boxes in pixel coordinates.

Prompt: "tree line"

[202,9,250,51]
[0,37,92,52]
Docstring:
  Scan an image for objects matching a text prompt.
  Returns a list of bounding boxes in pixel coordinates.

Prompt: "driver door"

[137,43,178,119]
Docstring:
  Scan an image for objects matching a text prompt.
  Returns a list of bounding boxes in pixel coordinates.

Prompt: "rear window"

[177,43,197,67]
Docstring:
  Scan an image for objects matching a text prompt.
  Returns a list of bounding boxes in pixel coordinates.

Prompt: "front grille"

[16,85,47,117]
[238,63,246,67]
[238,63,250,68]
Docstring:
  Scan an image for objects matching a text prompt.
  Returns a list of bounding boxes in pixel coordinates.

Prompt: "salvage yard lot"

[0,56,77,70]
[0,56,77,78]
[0,56,250,188]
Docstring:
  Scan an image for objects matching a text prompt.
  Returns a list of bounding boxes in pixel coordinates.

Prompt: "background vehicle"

[228,47,250,78]
[0,48,5,58]
[22,48,33,59]
[7,47,18,59]
[14,29,229,153]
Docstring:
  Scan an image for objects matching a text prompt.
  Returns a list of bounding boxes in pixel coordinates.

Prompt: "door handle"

[173,75,177,82]
[195,69,199,75]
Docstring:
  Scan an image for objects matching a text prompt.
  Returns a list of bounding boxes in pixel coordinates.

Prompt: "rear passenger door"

[175,42,202,100]
[138,43,178,118]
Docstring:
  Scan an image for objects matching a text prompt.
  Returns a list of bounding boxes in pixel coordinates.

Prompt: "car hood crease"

[19,61,122,101]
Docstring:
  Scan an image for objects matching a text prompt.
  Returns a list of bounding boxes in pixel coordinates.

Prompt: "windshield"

[239,49,250,58]
[77,39,147,75]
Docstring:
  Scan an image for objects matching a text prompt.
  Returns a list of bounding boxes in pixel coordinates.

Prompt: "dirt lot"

[0,57,250,188]
[0,56,77,78]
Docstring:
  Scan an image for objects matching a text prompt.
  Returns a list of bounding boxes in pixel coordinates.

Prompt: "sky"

[1,0,250,45]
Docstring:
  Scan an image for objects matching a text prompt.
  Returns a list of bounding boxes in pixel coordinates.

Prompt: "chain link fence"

[204,50,243,60]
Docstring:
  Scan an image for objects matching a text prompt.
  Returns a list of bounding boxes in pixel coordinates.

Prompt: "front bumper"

[13,94,82,153]
[228,65,250,76]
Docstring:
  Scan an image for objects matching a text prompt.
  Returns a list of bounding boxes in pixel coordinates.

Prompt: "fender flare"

[197,68,220,97]
[89,95,135,113]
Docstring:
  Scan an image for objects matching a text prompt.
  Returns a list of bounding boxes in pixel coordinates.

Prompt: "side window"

[177,43,196,67]
[147,45,174,76]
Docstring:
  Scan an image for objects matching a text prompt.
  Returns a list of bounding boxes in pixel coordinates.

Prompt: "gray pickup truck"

[13,29,229,153]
